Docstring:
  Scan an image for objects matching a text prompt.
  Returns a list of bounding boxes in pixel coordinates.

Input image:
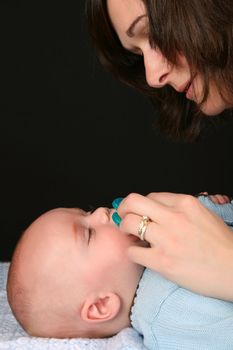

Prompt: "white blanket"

[0,263,147,350]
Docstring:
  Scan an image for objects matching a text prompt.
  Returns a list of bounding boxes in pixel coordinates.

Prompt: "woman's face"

[107,0,231,115]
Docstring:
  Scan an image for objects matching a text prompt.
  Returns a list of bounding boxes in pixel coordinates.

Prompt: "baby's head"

[7,207,145,338]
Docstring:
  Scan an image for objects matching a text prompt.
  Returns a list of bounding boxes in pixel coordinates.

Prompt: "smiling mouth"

[186,73,197,92]
[184,81,192,93]
[178,73,196,95]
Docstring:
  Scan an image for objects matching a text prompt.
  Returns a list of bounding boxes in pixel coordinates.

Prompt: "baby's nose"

[93,207,110,224]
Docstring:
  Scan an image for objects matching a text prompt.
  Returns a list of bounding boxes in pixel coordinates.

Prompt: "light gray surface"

[0,263,146,350]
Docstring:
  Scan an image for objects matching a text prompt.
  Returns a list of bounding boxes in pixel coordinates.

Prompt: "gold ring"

[138,216,151,241]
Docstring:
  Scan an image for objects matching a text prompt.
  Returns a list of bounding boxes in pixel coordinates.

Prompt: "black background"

[1,2,233,261]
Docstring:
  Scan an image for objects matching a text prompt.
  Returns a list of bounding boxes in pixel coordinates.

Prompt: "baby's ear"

[80,293,121,323]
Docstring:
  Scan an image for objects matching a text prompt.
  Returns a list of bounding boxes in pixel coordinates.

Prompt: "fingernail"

[112,212,122,226]
[112,197,124,210]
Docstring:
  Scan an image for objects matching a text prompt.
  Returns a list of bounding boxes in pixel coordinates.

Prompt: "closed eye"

[88,228,96,244]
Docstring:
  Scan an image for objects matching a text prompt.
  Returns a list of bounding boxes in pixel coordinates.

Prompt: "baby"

[7,194,233,349]
[7,206,146,339]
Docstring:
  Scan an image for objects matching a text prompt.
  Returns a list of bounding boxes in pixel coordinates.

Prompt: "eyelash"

[88,227,95,244]
[130,29,151,56]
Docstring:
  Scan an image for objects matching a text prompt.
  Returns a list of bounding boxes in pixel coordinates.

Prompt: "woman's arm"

[117,192,233,301]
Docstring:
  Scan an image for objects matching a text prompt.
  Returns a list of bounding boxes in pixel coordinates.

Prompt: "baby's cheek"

[99,226,128,247]
[99,240,126,263]
[96,240,129,274]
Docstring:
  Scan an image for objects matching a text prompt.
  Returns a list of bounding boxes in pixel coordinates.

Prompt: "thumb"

[127,246,160,271]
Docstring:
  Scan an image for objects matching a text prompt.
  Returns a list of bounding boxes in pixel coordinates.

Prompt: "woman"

[86,0,233,300]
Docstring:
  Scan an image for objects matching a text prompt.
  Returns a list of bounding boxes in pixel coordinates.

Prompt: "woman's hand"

[117,192,233,301]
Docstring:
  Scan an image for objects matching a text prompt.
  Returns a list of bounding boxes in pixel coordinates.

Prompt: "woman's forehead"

[107,0,146,32]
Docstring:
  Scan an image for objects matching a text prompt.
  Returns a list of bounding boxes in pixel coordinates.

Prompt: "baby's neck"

[128,267,145,319]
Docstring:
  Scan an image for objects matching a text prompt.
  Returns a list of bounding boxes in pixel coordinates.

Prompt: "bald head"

[7,209,86,338]
[7,206,143,338]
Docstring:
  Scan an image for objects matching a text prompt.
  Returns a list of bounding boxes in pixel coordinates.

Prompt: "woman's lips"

[186,74,197,100]
[186,82,194,99]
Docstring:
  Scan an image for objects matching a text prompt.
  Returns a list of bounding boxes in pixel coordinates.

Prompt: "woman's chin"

[199,100,229,116]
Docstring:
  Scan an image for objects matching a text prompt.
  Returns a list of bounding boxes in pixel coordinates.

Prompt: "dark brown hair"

[86,0,233,140]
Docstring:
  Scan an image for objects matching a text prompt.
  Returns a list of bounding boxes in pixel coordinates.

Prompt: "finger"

[146,192,194,207]
[209,195,220,204]
[210,194,227,204]
[216,194,227,204]
[146,192,180,207]
[223,195,230,203]
[120,213,163,244]
[117,193,174,224]
[127,245,161,272]
[217,194,230,204]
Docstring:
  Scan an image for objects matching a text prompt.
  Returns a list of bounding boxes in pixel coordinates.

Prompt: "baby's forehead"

[29,208,85,239]
[48,207,85,215]
[42,207,86,221]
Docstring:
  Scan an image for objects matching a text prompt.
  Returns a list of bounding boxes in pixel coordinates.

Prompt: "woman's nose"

[143,48,171,88]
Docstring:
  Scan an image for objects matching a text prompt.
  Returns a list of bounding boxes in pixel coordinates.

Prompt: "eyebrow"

[126,14,147,38]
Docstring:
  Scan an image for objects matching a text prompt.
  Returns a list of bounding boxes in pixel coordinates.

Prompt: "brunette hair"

[86,0,233,140]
